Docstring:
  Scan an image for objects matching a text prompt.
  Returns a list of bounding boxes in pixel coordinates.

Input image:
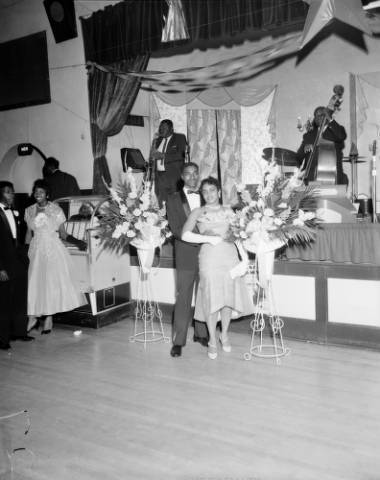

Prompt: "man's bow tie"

[186,189,199,195]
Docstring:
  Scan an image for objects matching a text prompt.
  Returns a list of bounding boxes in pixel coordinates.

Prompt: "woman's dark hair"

[200,176,220,191]
[199,177,221,204]
[32,179,51,197]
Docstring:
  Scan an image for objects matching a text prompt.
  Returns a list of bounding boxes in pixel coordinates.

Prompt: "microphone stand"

[371,141,378,223]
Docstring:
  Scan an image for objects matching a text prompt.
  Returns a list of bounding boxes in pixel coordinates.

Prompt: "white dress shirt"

[0,203,17,239]
[183,187,200,211]
[156,134,173,172]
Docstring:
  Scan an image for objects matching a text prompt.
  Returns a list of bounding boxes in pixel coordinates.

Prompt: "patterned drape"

[216,110,241,205]
[187,109,218,179]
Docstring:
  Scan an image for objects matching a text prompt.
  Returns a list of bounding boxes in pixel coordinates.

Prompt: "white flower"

[253,212,262,220]
[239,218,246,227]
[278,202,287,209]
[132,208,141,217]
[128,192,137,199]
[263,208,274,217]
[165,231,172,238]
[236,183,246,193]
[120,221,130,233]
[293,218,304,226]
[126,230,136,238]
[134,220,144,230]
[239,231,248,239]
[119,205,127,216]
[112,225,123,239]
[13,210,19,217]
[274,217,283,226]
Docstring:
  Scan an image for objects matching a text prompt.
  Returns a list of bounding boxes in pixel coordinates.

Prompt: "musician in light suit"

[166,163,208,357]
[0,181,30,350]
[150,119,187,206]
[296,106,347,184]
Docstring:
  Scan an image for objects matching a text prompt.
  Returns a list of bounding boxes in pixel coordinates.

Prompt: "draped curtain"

[88,55,149,193]
[187,109,218,180]
[216,110,241,205]
[354,72,380,203]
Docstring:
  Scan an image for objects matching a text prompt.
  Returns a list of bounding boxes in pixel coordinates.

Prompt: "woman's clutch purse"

[229,260,248,279]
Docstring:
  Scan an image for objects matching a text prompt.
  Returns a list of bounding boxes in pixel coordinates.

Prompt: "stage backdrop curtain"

[354,72,380,207]
[216,110,241,205]
[151,86,276,199]
[88,55,149,193]
[80,0,168,64]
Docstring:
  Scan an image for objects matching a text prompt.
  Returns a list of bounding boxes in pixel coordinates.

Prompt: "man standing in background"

[150,119,187,207]
[43,156,81,200]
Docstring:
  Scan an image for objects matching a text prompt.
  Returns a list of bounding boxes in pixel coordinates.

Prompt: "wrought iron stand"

[244,261,290,365]
[129,249,169,348]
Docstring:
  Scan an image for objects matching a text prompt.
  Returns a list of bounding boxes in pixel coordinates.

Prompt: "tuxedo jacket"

[154,132,187,184]
[296,120,347,183]
[0,208,28,279]
[166,190,199,271]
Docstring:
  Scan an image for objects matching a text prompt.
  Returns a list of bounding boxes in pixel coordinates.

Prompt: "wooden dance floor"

[1,318,380,480]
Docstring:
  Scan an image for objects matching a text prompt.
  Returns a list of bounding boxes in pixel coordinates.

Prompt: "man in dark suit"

[43,156,81,200]
[0,181,31,350]
[166,162,208,357]
[150,119,187,206]
[296,106,347,184]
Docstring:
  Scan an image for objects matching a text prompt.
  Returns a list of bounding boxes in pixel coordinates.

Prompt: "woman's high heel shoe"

[27,318,40,333]
[219,335,231,353]
[41,316,52,335]
[207,343,218,360]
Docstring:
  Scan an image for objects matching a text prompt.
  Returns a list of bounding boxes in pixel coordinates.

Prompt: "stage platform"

[129,223,380,350]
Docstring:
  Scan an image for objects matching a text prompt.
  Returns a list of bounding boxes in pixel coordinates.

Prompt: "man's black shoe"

[0,342,11,350]
[170,345,182,357]
[193,335,208,347]
[11,335,35,342]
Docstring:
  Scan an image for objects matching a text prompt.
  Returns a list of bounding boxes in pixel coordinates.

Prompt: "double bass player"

[296,86,347,185]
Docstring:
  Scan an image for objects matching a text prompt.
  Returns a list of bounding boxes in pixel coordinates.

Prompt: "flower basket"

[96,168,172,257]
[230,161,319,286]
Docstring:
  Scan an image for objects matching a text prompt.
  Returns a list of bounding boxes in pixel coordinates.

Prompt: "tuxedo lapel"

[0,208,14,241]
[179,190,191,218]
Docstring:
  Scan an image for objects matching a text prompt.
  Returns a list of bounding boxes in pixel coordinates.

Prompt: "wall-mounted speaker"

[43,0,78,44]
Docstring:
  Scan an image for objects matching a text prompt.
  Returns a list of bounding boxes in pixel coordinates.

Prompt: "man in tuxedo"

[0,181,31,350]
[296,106,347,184]
[150,119,187,206]
[43,156,81,200]
[166,162,208,357]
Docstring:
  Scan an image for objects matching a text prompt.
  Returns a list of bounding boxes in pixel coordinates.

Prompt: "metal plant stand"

[129,249,169,348]
[244,261,290,365]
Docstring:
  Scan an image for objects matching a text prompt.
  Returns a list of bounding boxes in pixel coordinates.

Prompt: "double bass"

[302,85,345,184]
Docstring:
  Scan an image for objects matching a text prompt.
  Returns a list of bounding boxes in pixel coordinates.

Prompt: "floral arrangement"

[230,161,319,252]
[97,168,172,253]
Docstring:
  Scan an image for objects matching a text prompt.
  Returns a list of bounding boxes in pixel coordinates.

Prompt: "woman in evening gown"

[25,179,87,334]
[182,177,253,359]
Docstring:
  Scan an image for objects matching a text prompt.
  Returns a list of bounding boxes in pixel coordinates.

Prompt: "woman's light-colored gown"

[194,207,254,322]
[25,202,87,316]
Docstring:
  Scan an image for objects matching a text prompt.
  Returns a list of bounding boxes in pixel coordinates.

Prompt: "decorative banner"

[90,32,301,93]
[300,0,372,49]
